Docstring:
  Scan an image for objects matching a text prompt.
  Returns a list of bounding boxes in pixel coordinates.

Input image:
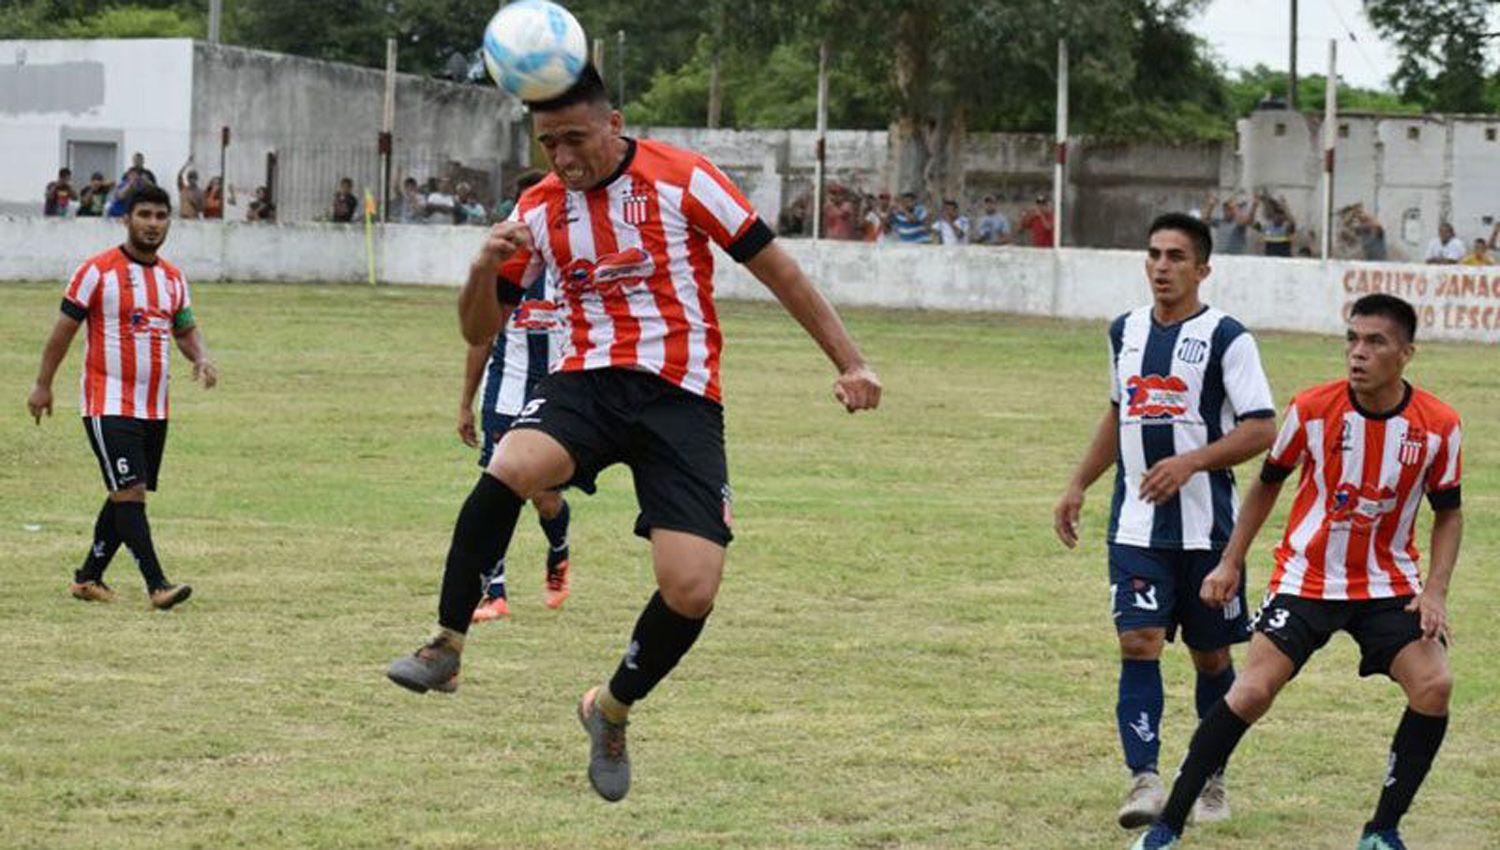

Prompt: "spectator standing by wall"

[1460,238,1493,266]
[396,177,426,224]
[108,155,157,218]
[891,193,931,244]
[247,186,276,223]
[331,177,359,223]
[1208,195,1256,255]
[1424,223,1464,264]
[1020,195,1054,247]
[77,173,110,217]
[1256,195,1295,257]
[1352,206,1388,261]
[455,182,487,225]
[862,193,890,242]
[424,177,458,225]
[934,199,970,245]
[44,168,74,216]
[202,177,225,219]
[823,186,858,240]
[176,162,204,219]
[975,195,1012,245]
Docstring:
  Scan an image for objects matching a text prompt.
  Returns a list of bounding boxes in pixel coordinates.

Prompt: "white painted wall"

[3,218,1497,345]
[0,39,196,215]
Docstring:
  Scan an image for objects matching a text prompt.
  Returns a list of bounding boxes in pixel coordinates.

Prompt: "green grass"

[1,282,1496,850]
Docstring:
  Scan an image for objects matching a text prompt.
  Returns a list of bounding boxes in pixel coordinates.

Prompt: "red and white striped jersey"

[61,246,193,420]
[1262,379,1463,600]
[497,137,774,403]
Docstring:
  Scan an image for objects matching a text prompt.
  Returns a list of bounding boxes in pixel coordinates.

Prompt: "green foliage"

[1224,65,1423,117]
[1365,0,1499,113]
[0,0,201,39]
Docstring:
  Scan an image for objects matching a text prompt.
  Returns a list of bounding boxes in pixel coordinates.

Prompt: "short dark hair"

[60,167,72,177]
[125,183,172,214]
[526,63,609,112]
[1148,212,1213,262]
[1350,293,1417,342]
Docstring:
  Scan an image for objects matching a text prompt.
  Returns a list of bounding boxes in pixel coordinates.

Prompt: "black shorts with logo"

[82,416,168,492]
[1252,592,1438,679]
[512,368,732,547]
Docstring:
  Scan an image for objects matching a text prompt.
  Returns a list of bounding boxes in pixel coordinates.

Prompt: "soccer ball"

[482,0,588,102]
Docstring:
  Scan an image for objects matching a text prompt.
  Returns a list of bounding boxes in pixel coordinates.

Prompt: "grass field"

[1,280,1496,850]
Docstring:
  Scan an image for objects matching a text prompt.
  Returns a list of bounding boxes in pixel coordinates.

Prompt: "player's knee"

[1227,676,1276,719]
[531,489,562,517]
[1191,647,1233,675]
[659,581,715,619]
[1411,669,1453,713]
[1118,629,1165,660]
[108,484,146,503]
[489,458,544,499]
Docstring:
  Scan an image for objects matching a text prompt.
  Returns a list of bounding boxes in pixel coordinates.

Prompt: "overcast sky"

[1188,0,1401,91]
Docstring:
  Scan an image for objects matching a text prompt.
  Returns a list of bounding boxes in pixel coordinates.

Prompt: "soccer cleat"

[1191,771,1230,823]
[577,685,629,801]
[544,558,571,610]
[149,583,192,610]
[1357,829,1408,850]
[386,635,461,694]
[1129,823,1181,850]
[69,579,117,603]
[1119,771,1167,829]
[471,595,510,622]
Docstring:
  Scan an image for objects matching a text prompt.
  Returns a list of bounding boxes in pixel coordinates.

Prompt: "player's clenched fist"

[1199,559,1241,609]
[476,221,533,266]
[834,365,882,413]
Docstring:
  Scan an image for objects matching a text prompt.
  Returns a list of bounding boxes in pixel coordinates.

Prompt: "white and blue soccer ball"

[482,0,588,101]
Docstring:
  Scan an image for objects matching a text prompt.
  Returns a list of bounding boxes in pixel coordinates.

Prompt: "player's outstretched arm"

[1201,476,1283,608]
[1408,507,1463,641]
[173,324,218,389]
[742,241,881,413]
[459,222,530,345]
[457,339,492,448]
[1054,404,1120,548]
[28,314,82,424]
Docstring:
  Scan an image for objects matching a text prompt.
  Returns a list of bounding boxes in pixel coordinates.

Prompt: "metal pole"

[812,41,828,241]
[1053,38,1067,248]
[381,38,396,223]
[1321,39,1337,260]
[592,38,605,76]
[208,0,222,44]
[1289,0,1299,109]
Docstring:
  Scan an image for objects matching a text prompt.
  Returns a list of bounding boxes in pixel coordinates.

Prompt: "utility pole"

[1288,0,1299,109]
[616,30,625,106]
[207,0,222,44]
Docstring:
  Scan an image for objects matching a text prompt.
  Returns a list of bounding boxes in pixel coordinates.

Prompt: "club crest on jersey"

[1398,430,1426,466]
[511,299,566,331]
[1176,337,1209,365]
[622,192,650,225]
[1329,482,1398,528]
[1126,374,1189,419]
[561,247,656,296]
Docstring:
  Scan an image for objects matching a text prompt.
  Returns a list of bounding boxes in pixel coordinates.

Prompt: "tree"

[1364,0,1500,113]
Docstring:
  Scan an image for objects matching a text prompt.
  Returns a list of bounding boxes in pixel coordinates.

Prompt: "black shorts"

[1251,592,1438,679]
[512,368,732,547]
[82,416,168,492]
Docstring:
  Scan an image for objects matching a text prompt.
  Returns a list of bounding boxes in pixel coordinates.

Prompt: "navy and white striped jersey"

[1108,305,1275,550]
[481,275,567,418]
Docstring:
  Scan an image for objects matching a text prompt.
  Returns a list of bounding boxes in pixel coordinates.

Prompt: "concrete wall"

[635,127,1228,249]
[189,43,526,224]
[0,39,196,216]
[1236,110,1500,261]
[6,218,1498,345]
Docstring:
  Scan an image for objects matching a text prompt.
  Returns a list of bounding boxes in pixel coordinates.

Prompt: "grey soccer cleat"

[1118,771,1167,829]
[1191,770,1230,824]
[386,635,461,694]
[577,686,630,802]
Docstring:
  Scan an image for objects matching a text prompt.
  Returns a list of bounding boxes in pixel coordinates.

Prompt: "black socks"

[112,501,166,590]
[1160,698,1251,833]
[1367,707,1448,832]
[607,591,708,705]
[75,499,121,583]
[438,474,525,633]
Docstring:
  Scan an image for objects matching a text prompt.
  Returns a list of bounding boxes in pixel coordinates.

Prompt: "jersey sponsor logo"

[1329,482,1398,528]
[511,299,567,331]
[561,247,656,296]
[128,307,172,335]
[1176,337,1209,365]
[1126,374,1190,419]
[1398,430,1426,466]
[622,192,650,225]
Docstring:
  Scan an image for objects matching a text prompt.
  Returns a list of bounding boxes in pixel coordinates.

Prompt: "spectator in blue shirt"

[891,192,931,244]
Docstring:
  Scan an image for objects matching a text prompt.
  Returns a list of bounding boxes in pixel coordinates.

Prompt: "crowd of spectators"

[778,185,1058,247]
[41,152,264,222]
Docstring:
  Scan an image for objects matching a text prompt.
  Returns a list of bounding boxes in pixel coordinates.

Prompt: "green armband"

[173,306,196,330]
